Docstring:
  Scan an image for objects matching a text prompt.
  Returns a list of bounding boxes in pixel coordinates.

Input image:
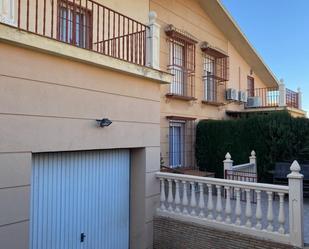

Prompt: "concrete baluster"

[278,193,285,234]
[190,181,197,216]
[235,187,241,226]
[198,182,205,218]
[255,190,262,230]
[245,189,252,227]
[174,179,181,213]
[207,184,214,219]
[167,179,173,212]
[216,185,223,221]
[225,186,231,224]
[159,178,166,211]
[266,191,274,232]
[182,180,189,215]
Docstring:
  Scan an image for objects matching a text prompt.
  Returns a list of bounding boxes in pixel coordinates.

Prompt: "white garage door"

[30,149,130,249]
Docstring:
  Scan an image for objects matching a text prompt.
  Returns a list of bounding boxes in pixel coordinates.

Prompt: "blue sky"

[220,0,309,112]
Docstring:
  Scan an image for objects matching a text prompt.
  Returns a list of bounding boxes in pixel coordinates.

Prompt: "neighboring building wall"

[0,41,161,249]
[154,216,295,249]
[150,0,272,167]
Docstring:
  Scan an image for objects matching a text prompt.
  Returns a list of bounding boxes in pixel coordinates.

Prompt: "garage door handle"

[80,233,86,242]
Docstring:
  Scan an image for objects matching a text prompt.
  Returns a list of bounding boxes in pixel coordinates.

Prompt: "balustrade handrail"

[156,172,289,193]
[232,162,254,170]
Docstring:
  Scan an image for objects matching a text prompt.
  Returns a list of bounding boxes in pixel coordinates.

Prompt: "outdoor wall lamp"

[96,118,112,127]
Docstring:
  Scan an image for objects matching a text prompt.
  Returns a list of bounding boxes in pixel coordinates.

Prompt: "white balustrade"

[156,160,304,247]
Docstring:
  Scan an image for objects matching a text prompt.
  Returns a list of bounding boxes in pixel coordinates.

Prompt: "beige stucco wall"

[150,0,272,167]
[0,41,161,249]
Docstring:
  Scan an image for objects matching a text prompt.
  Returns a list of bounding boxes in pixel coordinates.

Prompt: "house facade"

[0,0,306,249]
[151,0,306,170]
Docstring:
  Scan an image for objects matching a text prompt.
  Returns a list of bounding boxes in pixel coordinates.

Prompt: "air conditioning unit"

[246,96,262,108]
[226,88,238,101]
[238,91,248,103]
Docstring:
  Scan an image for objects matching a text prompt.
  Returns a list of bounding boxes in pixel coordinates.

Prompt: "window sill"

[201,100,225,106]
[166,93,197,101]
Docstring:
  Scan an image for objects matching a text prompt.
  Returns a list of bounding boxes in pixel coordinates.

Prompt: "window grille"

[201,42,229,103]
[58,0,93,49]
[165,117,196,169]
[165,25,197,98]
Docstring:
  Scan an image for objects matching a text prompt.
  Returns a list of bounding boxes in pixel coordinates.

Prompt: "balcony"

[245,85,301,110]
[0,0,148,66]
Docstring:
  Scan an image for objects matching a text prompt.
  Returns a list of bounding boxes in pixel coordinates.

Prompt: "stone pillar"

[278,79,286,107]
[146,11,160,70]
[297,87,302,109]
[249,150,257,175]
[287,160,304,248]
[223,153,233,179]
[0,0,16,26]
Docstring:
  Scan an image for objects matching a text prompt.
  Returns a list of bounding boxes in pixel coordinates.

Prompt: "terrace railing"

[156,161,304,248]
[246,87,279,108]
[223,151,257,182]
[286,88,299,109]
[245,84,301,110]
[0,0,148,65]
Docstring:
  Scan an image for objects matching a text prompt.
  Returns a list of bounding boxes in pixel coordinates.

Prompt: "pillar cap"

[149,11,157,24]
[288,160,303,179]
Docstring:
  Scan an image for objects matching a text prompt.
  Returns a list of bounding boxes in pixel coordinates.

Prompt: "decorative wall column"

[297,87,302,109]
[0,0,16,26]
[278,79,286,107]
[146,11,160,70]
[288,160,304,248]
[223,153,233,178]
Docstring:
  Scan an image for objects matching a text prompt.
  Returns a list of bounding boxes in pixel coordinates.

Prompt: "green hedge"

[195,111,309,181]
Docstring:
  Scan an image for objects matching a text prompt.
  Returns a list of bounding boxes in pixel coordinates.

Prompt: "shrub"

[195,111,309,181]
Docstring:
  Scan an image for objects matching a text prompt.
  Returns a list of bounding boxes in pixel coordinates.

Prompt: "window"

[169,121,184,167]
[204,55,216,102]
[247,76,255,97]
[165,25,197,98]
[201,43,229,104]
[167,118,196,168]
[58,1,92,49]
[169,42,185,95]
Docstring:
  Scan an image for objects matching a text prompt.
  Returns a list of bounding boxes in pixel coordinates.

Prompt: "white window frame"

[169,120,185,168]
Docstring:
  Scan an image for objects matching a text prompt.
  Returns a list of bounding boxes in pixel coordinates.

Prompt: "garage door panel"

[30,150,130,249]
